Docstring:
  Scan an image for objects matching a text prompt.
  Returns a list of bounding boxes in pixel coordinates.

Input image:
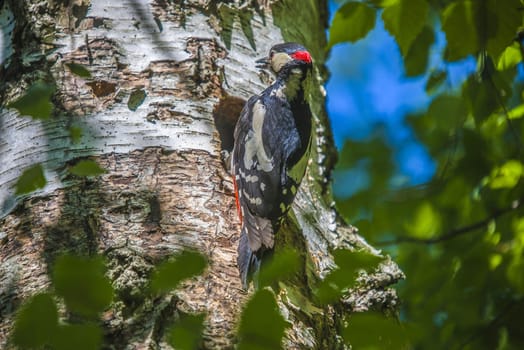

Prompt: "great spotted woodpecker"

[232,43,313,289]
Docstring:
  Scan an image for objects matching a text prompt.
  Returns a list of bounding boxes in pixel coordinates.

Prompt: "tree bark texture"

[0,0,404,348]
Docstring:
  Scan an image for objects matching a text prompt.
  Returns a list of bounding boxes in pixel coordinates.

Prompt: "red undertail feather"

[233,176,242,224]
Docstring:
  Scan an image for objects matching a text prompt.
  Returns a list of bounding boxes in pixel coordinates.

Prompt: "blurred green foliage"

[69,160,106,177]
[237,288,289,350]
[69,126,83,144]
[52,324,102,350]
[328,2,376,48]
[12,293,58,348]
[315,249,383,304]
[14,164,47,196]
[257,248,300,288]
[343,312,409,349]
[12,256,107,350]
[8,71,104,196]
[66,63,92,78]
[127,88,147,111]
[52,255,113,318]
[331,0,524,348]
[148,251,208,348]
[149,250,208,294]
[12,251,210,349]
[168,313,206,350]
[7,81,55,120]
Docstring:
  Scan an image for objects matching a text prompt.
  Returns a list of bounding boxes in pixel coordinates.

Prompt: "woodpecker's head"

[256,43,312,75]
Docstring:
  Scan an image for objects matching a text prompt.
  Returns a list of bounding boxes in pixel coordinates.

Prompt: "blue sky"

[326,1,476,197]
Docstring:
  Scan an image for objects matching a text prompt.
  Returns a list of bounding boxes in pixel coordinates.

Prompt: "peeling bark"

[0,0,404,349]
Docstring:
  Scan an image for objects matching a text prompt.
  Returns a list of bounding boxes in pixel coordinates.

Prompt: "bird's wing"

[232,94,300,250]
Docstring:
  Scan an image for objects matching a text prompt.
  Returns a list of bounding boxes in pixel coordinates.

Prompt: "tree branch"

[376,199,522,246]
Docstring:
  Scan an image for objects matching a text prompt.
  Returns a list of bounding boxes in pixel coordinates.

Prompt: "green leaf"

[460,129,492,181]
[497,327,510,350]
[497,43,522,71]
[367,0,398,6]
[343,312,410,348]
[8,81,55,120]
[280,284,323,316]
[461,67,511,124]
[150,250,208,294]
[315,250,383,304]
[404,26,434,76]
[127,88,147,111]
[507,219,524,293]
[334,137,395,223]
[333,249,383,271]
[15,163,47,195]
[69,126,83,143]
[328,2,376,48]
[442,0,521,61]
[238,289,289,350]
[314,275,343,304]
[382,0,429,55]
[217,3,236,50]
[441,1,480,61]
[52,323,102,350]
[12,293,58,348]
[404,201,441,239]
[485,0,522,61]
[425,70,447,93]
[508,104,524,120]
[426,95,467,131]
[66,63,92,78]
[168,313,205,350]
[52,254,114,318]
[478,112,506,142]
[258,248,300,288]
[239,10,256,50]
[69,159,106,177]
[507,254,524,293]
[488,160,524,189]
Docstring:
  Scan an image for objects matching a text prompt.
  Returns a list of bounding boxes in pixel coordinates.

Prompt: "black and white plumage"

[232,43,313,289]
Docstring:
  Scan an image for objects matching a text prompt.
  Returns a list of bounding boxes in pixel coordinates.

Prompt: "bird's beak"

[255,56,270,69]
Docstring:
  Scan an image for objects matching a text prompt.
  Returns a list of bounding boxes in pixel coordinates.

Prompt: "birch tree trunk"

[0,0,404,348]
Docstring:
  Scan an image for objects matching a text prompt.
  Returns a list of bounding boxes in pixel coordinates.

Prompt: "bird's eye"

[270,51,274,58]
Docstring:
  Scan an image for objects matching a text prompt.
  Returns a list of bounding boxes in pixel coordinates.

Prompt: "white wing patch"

[242,189,262,205]
[243,101,274,172]
[238,167,259,183]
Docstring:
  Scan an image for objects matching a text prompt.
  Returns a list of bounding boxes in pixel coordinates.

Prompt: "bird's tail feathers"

[237,228,261,290]
[237,212,275,289]
[244,212,274,250]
